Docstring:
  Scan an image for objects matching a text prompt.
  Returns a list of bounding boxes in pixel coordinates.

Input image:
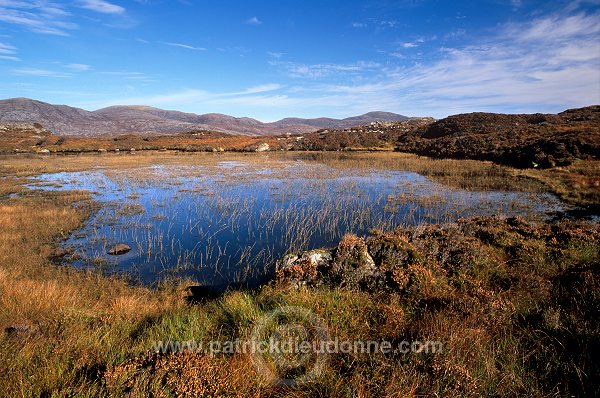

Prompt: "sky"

[0,0,599,121]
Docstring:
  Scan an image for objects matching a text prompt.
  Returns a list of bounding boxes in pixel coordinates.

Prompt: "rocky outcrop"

[274,216,600,295]
[275,233,421,291]
[287,118,434,151]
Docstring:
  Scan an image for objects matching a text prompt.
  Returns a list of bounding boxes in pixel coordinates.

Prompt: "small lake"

[28,153,565,287]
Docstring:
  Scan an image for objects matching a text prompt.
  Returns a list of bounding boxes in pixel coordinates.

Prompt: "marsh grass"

[27,152,561,286]
[0,152,597,397]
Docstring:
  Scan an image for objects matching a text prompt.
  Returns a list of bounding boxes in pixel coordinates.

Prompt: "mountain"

[0,98,410,136]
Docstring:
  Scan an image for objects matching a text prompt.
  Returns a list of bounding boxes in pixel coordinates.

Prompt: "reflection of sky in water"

[28,160,565,287]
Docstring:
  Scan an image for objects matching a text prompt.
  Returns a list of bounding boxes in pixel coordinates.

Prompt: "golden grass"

[515,159,600,209]
[0,183,188,395]
[0,152,597,396]
[0,150,547,192]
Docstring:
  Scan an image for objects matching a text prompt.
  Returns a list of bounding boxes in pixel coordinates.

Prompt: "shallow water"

[29,154,565,286]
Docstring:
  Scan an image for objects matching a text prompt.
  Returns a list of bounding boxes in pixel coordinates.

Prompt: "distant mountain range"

[0,98,411,136]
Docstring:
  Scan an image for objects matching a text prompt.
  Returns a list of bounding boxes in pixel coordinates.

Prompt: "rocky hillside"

[0,98,410,136]
[396,106,600,168]
[286,118,435,151]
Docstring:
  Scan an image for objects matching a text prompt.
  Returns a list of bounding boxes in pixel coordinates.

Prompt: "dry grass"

[0,152,597,397]
[515,159,600,211]
[0,150,550,192]
[0,181,186,395]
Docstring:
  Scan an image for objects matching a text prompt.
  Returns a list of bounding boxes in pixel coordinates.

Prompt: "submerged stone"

[108,243,131,255]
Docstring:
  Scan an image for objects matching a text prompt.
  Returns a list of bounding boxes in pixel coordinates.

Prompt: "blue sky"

[0,0,599,120]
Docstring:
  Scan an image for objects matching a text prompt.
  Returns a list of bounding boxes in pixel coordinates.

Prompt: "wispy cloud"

[245,16,262,25]
[267,51,284,59]
[0,1,76,35]
[65,63,91,71]
[274,60,381,78]
[98,71,153,81]
[162,42,206,51]
[379,20,399,28]
[0,41,16,54]
[400,37,429,48]
[260,10,600,118]
[75,0,125,14]
[10,67,70,77]
[232,83,282,95]
[80,83,283,112]
[401,42,419,48]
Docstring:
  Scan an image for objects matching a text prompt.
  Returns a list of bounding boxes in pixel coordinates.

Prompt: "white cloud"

[80,84,284,112]
[0,55,20,61]
[276,60,381,78]
[42,8,599,120]
[379,20,399,28]
[162,42,206,51]
[268,10,600,117]
[0,1,76,35]
[0,42,16,54]
[245,16,262,25]
[65,63,91,71]
[10,67,70,77]
[510,12,600,42]
[75,0,125,14]
[235,84,282,95]
[267,51,283,59]
[352,22,367,28]
[98,71,154,82]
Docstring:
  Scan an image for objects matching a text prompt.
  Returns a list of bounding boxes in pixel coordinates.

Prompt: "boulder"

[108,243,131,255]
[331,234,383,290]
[275,249,333,288]
[255,143,270,152]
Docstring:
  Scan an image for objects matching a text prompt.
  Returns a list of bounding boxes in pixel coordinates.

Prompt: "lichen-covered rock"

[330,234,384,290]
[367,233,424,290]
[273,216,600,302]
[275,249,333,288]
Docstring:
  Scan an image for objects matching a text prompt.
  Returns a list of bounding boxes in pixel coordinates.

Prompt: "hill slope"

[0,98,410,136]
[395,105,600,168]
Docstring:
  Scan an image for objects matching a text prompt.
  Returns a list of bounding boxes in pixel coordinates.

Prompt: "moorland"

[0,104,598,397]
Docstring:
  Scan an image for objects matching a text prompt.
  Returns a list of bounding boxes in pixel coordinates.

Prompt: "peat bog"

[28,153,564,287]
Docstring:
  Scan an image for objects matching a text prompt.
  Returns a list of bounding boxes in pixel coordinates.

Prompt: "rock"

[331,234,382,290]
[108,243,131,255]
[275,249,333,288]
[98,148,107,153]
[304,249,333,268]
[37,149,50,154]
[255,143,270,152]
